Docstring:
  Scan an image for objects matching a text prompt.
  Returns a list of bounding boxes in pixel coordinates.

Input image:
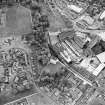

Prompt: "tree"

[87,5,101,17]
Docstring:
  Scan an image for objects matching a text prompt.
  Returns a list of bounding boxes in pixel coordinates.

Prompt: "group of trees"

[37,68,69,91]
[75,0,105,17]
[29,2,51,66]
[92,39,105,55]
[86,0,105,17]
[86,5,102,17]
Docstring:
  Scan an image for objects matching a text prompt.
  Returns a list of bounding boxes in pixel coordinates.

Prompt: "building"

[96,51,105,63]
[82,15,94,26]
[80,56,104,76]
[92,63,105,76]
[64,39,83,56]
[68,4,83,13]
[51,30,94,63]
[99,10,105,20]
[58,30,75,41]
[54,40,83,64]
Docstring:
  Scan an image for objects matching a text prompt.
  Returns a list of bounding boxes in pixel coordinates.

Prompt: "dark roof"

[58,30,75,41]
[73,36,85,48]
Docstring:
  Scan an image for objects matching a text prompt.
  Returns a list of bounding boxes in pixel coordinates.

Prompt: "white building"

[80,57,104,76]
[100,10,105,20]
[83,15,94,25]
[93,63,105,76]
[68,5,83,13]
[98,32,105,41]
[96,52,105,63]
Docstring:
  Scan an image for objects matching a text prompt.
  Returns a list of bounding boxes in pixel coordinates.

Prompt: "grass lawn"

[0,5,32,37]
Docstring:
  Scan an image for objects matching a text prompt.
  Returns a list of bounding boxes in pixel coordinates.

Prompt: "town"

[0,0,105,105]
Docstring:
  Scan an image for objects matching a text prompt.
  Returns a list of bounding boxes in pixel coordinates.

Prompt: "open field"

[0,5,32,37]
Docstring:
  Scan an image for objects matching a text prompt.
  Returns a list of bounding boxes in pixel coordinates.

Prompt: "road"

[64,63,93,86]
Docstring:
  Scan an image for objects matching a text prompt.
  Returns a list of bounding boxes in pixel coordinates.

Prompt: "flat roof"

[93,63,105,76]
[68,5,83,13]
[100,10,105,20]
[96,52,105,63]
[60,52,71,63]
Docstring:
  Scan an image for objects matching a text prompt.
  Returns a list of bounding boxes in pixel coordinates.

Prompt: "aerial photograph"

[0,0,105,105]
